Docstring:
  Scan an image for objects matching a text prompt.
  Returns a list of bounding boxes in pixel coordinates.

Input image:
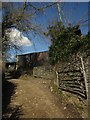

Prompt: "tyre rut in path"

[8,77,82,118]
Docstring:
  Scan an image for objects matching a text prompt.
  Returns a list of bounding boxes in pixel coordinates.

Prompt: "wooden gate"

[55,56,89,99]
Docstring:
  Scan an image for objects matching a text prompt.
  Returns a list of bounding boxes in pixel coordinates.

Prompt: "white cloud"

[7,28,32,46]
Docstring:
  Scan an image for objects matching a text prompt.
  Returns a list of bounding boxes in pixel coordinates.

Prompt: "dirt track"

[3,77,82,119]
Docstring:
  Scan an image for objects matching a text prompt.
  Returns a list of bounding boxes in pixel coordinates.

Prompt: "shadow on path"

[2,80,22,119]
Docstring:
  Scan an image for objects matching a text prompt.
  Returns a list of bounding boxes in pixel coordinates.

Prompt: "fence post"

[56,71,59,87]
[80,56,88,99]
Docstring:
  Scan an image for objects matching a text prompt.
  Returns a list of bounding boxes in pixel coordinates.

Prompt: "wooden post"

[80,56,88,99]
[56,71,59,87]
[16,55,19,70]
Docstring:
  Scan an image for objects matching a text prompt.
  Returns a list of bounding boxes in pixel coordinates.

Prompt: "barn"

[16,51,49,70]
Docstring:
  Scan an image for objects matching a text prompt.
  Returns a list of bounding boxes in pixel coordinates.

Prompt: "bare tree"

[2,2,56,56]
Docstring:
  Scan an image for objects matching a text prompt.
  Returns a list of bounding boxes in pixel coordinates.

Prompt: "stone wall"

[33,62,55,80]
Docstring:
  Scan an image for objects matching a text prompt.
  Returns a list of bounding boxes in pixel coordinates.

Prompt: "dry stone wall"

[33,63,55,80]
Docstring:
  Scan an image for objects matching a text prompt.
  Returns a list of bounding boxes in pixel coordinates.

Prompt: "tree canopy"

[48,22,90,64]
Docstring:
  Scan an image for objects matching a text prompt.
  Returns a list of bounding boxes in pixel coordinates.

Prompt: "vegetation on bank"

[48,22,90,64]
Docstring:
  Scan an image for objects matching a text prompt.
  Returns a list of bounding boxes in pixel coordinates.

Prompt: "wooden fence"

[33,55,90,99]
[54,56,89,99]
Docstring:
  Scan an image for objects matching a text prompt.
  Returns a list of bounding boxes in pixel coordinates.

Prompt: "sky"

[3,2,88,62]
[30,2,88,34]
